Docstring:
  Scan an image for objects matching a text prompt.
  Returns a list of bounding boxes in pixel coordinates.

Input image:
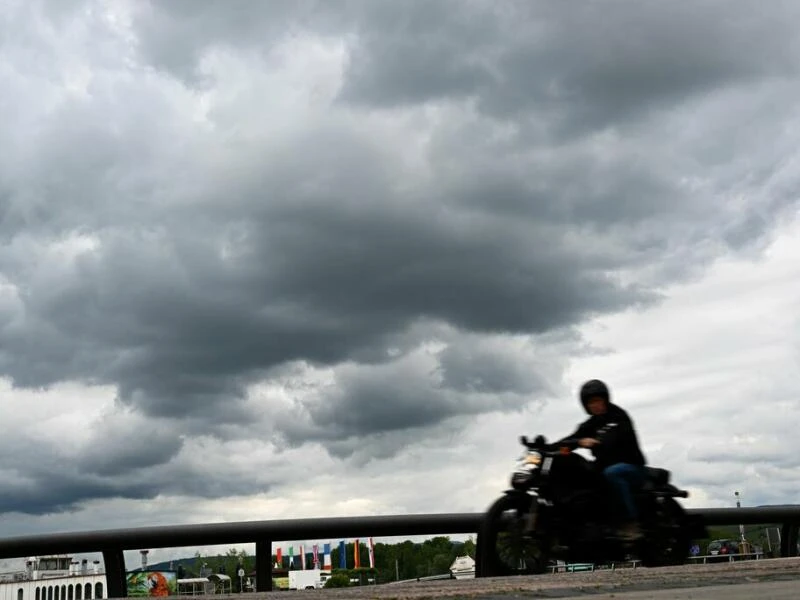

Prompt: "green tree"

[462,536,476,558]
[431,553,451,575]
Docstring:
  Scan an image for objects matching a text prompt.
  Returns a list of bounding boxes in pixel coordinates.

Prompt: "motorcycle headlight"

[516,451,542,471]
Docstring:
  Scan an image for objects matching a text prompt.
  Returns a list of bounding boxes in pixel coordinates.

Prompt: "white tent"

[449,555,475,579]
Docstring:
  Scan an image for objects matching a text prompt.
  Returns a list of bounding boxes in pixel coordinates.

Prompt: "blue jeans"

[603,463,646,521]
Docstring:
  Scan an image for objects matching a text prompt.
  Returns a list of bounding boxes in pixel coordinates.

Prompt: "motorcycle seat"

[643,467,670,486]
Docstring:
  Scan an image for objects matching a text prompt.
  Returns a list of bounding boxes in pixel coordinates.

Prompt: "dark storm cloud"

[337,2,800,129]
[0,111,655,422]
[267,330,580,458]
[436,342,543,395]
[0,415,281,515]
[0,433,161,515]
[132,0,349,81]
[0,0,798,484]
[0,472,159,516]
[131,1,800,134]
[76,410,185,477]
[0,458,276,516]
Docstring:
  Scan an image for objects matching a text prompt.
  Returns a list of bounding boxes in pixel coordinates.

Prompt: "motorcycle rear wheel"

[479,493,550,577]
[639,497,692,567]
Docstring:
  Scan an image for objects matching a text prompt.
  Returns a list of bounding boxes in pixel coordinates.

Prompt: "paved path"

[498,579,800,599]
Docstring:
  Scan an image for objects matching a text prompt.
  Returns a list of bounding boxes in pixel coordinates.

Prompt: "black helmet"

[579,379,610,412]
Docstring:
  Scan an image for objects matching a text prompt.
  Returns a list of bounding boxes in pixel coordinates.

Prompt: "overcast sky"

[1,0,799,568]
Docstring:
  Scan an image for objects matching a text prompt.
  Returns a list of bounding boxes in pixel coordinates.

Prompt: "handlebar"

[520,435,582,453]
[554,437,582,450]
[520,435,540,448]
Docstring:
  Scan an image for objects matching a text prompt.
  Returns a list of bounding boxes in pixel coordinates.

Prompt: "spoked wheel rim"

[481,495,549,575]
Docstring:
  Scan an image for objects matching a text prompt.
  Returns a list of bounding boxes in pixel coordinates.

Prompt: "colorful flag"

[323,543,331,569]
[289,546,294,568]
[368,537,375,568]
[300,545,306,570]
[312,544,319,569]
[276,547,283,568]
[354,538,360,568]
[338,540,346,569]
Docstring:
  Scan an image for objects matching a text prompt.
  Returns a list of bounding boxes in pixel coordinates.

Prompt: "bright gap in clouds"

[564,211,800,509]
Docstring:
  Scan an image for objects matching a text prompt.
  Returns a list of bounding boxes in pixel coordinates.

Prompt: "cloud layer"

[0,0,798,531]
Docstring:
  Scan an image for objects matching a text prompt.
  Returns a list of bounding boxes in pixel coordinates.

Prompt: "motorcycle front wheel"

[478,493,550,577]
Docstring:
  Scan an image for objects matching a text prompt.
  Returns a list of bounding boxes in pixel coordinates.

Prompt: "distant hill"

[141,558,198,574]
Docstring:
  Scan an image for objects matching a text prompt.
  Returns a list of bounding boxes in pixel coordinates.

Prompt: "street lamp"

[734,491,746,548]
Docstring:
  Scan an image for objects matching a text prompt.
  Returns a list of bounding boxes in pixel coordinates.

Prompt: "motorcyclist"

[558,379,647,541]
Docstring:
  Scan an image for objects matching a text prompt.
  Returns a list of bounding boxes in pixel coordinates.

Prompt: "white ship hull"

[0,557,107,600]
[0,573,107,600]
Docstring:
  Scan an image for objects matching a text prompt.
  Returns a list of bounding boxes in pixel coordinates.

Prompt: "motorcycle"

[477,434,708,576]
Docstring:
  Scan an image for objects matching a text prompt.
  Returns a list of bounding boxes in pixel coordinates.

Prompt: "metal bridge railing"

[0,507,796,596]
[686,551,766,564]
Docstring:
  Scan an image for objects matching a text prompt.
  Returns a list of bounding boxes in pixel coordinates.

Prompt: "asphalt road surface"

[506,579,800,599]
[170,557,800,600]
[482,580,800,600]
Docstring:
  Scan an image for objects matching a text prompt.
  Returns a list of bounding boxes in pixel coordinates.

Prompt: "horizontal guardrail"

[0,507,796,597]
[387,573,454,584]
[687,551,765,563]
[0,513,481,557]
[691,505,800,525]
[553,551,768,573]
[0,513,480,597]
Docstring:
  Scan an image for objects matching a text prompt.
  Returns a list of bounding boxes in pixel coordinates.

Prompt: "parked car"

[707,539,739,562]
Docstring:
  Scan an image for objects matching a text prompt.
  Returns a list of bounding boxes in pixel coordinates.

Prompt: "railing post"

[255,540,273,591]
[101,549,126,598]
[474,530,483,578]
[780,523,798,557]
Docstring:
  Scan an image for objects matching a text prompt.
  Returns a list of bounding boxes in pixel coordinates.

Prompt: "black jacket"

[559,403,646,471]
